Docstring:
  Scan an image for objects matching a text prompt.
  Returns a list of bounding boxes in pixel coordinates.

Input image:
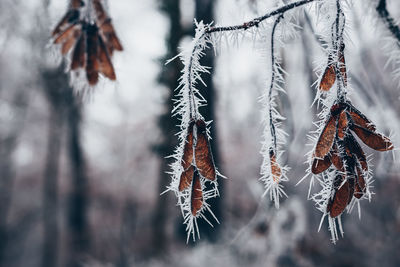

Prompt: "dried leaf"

[181,121,195,170]
[319,63,336,91]
[100,19,123,53]
[344,134,368,172]
[61,28,81,55]
[329,180,350,218]
[337,110,348,140]
[54,24,79,45]
[269,150,282,182]
[71,0,84,9]
[71,32,86,70]
[93,0,107,23]
[86,24,100,85]
[347,104,376,132]
[191,170,203,216]
[351,124,393,151]
[179,165,194,192]
[354,166,366,199]
[330,146,345,172]
[52,9,80,37]
[311,154,331,174]
[314,115,337,158]
[98,35,116,80]
[194,120,216,181]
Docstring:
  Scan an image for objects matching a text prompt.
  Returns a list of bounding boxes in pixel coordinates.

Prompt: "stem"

[269,14,284,152]
[186,0,319,120]
[376,0,400,44]
[206,0,317,34]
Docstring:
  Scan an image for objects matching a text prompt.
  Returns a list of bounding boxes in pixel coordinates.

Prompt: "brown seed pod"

[320,62,336,91]
[54,24,80,45]
[71,0,84,9]
[99,19,123,54]
[354,166,366,199]
[330,145,345,172]
[61,27,81,55]
[71,32,86,70]
[86,24,100,85]
[337,110,348,140]
[181,121,195,170]
[347,104,376,132]
[93,0,108,23]
[194,120,216,181]
[52,9,80,37]
[311,154,331,174]
[314,115,337,159]
[269,149,282,182]
[344,134,368,172]
[179,165,194,192]
[191,170,203,216]
[329,180,350,218]
[98,35,116,80]
[350,124,393,151]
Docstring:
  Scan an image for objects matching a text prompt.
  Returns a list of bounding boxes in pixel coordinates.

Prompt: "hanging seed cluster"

[52,0,123,85]
[311,101,393,218]
[179,119,217,216]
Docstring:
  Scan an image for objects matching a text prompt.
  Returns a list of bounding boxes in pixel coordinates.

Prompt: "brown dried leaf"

[314,115,337,159]
[345,134,368,172]
[330,145,345,172]
[347,104,376,132]
[71,33,86,70]
[337,110,348,140]
[179,165,194,192]
[319,64,336,91]
[54,24,79,44]
[329,181,350,218]
[52,9,80,37]
[93,0,107,23]
[270,150,282,181]
[311,154,331,174]
[191,170,203,216]
[98,35,116,80]
[351,124,393,151]
[71,0,84,9]
[181,121,195,170]
[354,166,366,199]
[100,19,123,53]
[61,28,81,55]
[194,120,216,181]
[86,24,100,85]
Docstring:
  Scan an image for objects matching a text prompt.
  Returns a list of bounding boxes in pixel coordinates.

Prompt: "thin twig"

[206,0,318,34]
[376,0,400,44]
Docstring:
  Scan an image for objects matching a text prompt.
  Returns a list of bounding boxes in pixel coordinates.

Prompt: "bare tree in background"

[153,0,184,253]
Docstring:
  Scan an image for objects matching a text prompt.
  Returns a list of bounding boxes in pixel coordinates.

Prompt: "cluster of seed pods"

[52,0,123,85]
[311,101,393,218]
[179,120,217,216]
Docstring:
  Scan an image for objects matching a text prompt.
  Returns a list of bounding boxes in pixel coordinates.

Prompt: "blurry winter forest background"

[0,0,400,266]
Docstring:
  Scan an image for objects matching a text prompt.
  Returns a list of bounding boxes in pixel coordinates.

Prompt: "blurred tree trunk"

[152,0,184,254]
[0,90,29,267]
[41,67,69,267]
[194,0,222,242]
[66,92,90,267]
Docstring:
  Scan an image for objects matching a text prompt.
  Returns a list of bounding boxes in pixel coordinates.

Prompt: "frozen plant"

[169,0,398,242]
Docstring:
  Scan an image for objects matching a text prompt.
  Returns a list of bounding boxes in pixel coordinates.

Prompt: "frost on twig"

[259,15,289,209]
[301,1,393,243]
[166,21,221,242]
